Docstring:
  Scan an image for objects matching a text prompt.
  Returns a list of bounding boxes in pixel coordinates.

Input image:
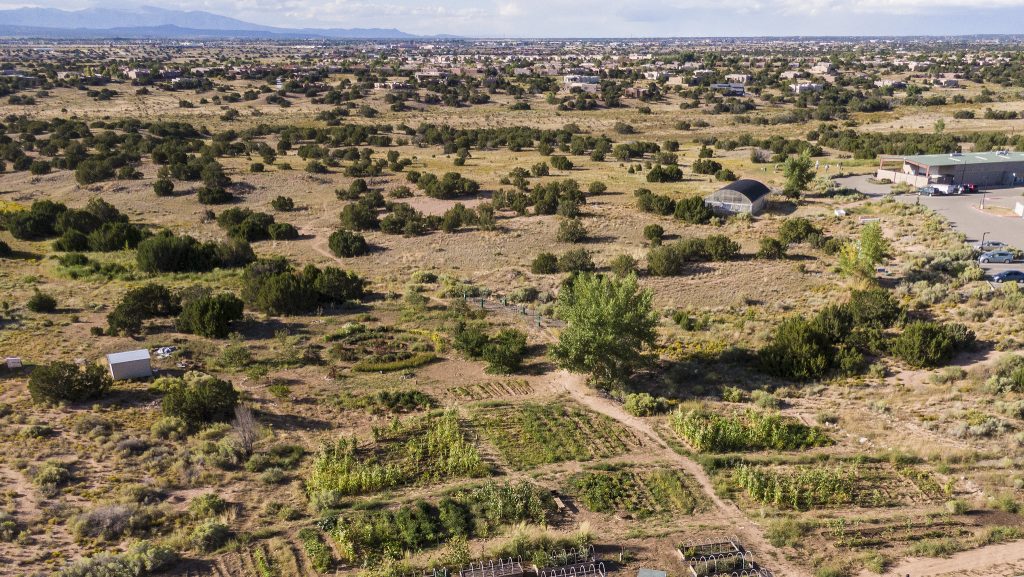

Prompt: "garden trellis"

[458,556,525,577]
[536,545,602,577]
[678,536,773,577]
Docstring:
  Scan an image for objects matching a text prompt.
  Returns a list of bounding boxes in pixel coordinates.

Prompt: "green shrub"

[647,244,685,276]
[29,362,112,403]
[161,374,239,430]
[556,218,587,243]
[986,355,1024,393]
[267,222,298,240]
[609,254,637,277]
[107,284,181,336]
[197,186,234,205]
[153,179,174,197]
[136,234,219,273]
[328,229,369,257]
[674,196,712,224]
[27,289,57,313]
[176,294,244,339]
[759,317,831,380]
[271,196,294,211]
[623,392,669,416]
[692,158,722,175]
[481,329,528,374]
[531,252,558,274]
[189,493,228,518]
[87,222,145,251]
[54,541,176,577]
[847,287,903,328]
[69,504,163,543]
[150,416,187,440]
[757,238,787,259]
[778,217,820,245]
[643,224,664,244]
[890,321,974,368]
[557,248,594,273]
[190,520,229,553]
[241,258,364,315]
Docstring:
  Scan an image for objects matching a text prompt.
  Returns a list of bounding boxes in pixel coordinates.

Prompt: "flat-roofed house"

[876,151,1024,188]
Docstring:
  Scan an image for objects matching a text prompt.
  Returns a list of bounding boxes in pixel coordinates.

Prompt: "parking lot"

[835,175,1024,277]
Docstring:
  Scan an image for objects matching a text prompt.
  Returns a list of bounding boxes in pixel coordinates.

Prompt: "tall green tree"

[782,151,815,198]
[549,273,657,386]
[838,222,890,281]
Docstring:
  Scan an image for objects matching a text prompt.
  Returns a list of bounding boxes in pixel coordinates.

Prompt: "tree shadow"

[764,200,798,215]
[4,249,43,260]
[258,409,332,432]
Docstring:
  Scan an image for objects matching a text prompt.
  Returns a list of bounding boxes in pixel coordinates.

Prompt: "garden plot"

[448,380,534,401]
[566,466,706,517]
[671,406,831,453]
[306,410,487,504]
[822,515,974,550]
[325,324,439,372]
[475,402,642,470]
[719,460,946,511]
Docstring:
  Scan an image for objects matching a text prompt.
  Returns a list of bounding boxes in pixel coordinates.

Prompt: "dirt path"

[554,370,811,577]
[878,540,1024,576]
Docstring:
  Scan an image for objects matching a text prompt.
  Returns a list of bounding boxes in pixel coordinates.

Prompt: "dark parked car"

[961,183,978,194]
[993,270,1024,283]
[918,186,941,196]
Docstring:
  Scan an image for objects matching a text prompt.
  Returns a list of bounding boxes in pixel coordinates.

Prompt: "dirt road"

[877,540,1024,577]
[553,370,811,577]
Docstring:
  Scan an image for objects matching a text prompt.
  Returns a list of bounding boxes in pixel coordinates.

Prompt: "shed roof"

[106,349,151,364]
[637,570,667,577]
[714,179,771,201]
[892,151,1024,168]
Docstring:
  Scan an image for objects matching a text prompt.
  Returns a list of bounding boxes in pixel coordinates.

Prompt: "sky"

[5,0,1024,36]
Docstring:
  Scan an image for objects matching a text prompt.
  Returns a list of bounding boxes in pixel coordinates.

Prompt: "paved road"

[836,175,1024,278]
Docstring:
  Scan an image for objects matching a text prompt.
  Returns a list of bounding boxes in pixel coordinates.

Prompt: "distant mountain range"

[0,6,428,39]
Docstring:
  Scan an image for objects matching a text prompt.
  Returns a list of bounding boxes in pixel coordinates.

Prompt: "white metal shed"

[106,349,152,380]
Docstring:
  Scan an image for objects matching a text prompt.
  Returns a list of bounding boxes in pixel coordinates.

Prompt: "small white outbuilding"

[106,349,152,381]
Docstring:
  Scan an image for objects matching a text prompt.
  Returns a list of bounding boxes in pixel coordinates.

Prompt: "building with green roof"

[876,150,1024,188]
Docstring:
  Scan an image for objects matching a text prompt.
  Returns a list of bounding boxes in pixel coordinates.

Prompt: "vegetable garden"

[671,406,831,453]
[720,460,946,511]
[325,481,554,567]
[306,410,487,505]
[325,324,439,372]
[566,466,705,517]
[475,402,641,470]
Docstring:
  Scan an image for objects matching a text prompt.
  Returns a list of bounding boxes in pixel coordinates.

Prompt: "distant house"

[874,79,907,89]
[725,73,751,84]
[710,83,745,96]
[790,82,822,94]
[106,349,152,381]
[705,179,772,215]
[811,62,835,75]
